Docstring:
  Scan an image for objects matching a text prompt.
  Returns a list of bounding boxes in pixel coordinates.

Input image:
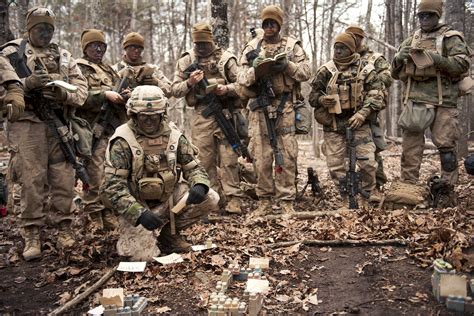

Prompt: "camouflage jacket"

[113,59,172,97]
[0,55,21,86]
[391,24,471,107]
[309,56,385,133]
[238,36,311,113]
[76,58,127,132]
[0,39,87,122]
[103,119,210,225]
[171,47,240,107]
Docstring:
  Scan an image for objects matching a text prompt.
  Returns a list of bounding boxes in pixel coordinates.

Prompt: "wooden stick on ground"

[208,210,345,222]
[48,267,117,316]
[267,238,407,249]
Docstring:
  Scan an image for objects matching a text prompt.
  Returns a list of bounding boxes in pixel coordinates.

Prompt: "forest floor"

[0,139,472,315]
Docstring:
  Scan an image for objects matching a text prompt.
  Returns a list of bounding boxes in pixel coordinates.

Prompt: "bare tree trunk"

[17,0,29,36]
[281,0,292,37]
[0,0,14,45]
[365,0,373,31]
[211,0,229,49]
[130,0,138,30]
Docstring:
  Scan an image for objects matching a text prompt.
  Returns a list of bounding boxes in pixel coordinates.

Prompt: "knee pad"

[465,154,474,175]
[439,150,457,172]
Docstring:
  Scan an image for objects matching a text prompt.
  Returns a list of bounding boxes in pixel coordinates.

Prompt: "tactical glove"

[270,56,288,74]
[25,70,49,90]
[136,209,164,231]
[252,56,265,68]
[319,95,337,108]
[42,86,68,102]
[395,46,411,64]
[348,112,366,129]
[3,83,25,122]
[427,51,442,66]
[186,184,208,205]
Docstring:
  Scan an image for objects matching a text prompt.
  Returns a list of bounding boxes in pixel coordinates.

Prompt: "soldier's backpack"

[381,181,429,210]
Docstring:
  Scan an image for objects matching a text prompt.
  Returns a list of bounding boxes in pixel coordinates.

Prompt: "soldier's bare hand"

[348,112,366,129]
[319,95,337,108]
[105,91,124,104]
[187,70,204,86]
[214,84,228,96]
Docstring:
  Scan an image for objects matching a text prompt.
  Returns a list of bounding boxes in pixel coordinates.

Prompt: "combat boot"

[157,224,192,254]
[21,226,41,261]
[57,220,76,249]
[280,200,295,215]
[226,196,243,214]
[253,198,272,217]
[102,209,118,230]
[369,191,383,205]
[87,211,104,231]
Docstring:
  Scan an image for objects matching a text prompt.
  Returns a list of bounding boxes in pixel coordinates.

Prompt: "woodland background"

[0,0,473,156]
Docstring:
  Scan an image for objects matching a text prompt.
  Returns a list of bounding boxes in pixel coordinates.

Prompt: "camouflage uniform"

[172,45,245,211]
[76,58,126,226]
[359,46,392,188]
[239,35,311,207]
[1,8,88,260]
[309,55,385,194]
[391,24,471,184]
[103,118,219,254]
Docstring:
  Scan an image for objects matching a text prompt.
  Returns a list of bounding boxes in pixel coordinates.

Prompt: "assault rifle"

[184,63,252,162]
[26,80,90,187]
[248,78,285,173]
[339,127,369,209]
[296,167,324,200]
[90,70,131,153]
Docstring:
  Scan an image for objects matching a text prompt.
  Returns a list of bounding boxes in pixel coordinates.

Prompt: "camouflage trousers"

[370,118,388,188]
[401,106,460,184]
[7,120,74,227]
[323,124,377,193]
[248,108,298,200]
[191,110,244,199]
[82,136,108,214]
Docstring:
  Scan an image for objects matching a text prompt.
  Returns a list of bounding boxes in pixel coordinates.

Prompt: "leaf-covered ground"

[0,140,472,315]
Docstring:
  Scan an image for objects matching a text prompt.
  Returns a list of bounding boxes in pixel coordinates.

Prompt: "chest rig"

[106,122,183,204]
[323,59,372,111]
[76,58,117,90]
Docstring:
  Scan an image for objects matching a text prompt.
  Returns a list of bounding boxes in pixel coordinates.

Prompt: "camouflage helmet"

[126,85,167,116]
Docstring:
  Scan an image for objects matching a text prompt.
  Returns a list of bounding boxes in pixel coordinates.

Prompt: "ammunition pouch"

[338,85,351,110]
[404,61,438,81]
[294,100,312,134]
[138,177,165,201]
[70,115,93,159]
[138,169,175,202]
[439,150,457,172]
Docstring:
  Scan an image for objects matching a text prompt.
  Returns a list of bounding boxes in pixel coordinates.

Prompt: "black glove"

[136,209,164,231]
[186,184,208,205]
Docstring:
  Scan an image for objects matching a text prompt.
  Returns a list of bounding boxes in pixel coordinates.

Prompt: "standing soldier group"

[0,0,471,261]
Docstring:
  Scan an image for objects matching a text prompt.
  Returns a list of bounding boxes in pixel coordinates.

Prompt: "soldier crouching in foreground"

[102,86,219,253]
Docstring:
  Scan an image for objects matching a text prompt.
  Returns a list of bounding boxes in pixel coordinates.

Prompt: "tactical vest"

[76,58,118,91]
[403,26,468,105]
[1,38,71,82]
[105,121,183,203]
[181,48,236,107]
[246,36,300,97]
[321,59,375,111]
[114,60,156,89]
